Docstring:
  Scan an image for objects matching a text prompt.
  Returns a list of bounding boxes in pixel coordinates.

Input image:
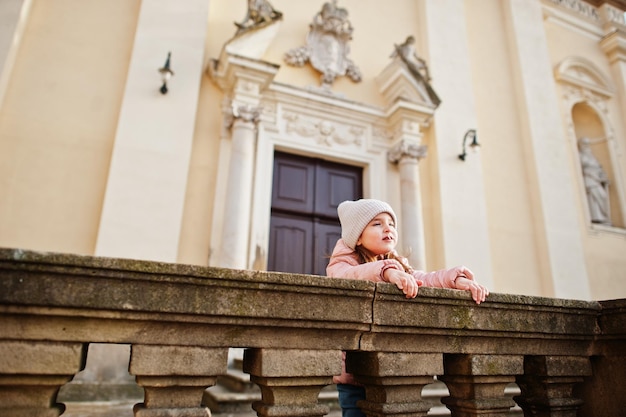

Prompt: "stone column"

[514,356,591,417]
[243,348,342,417]
[208,53,278,269]
[0,340,86,417]
[388,140,428,270]
[220,105,261,269]
[348,352,443,417]
[438,354,523,416]
[129,345,228,417]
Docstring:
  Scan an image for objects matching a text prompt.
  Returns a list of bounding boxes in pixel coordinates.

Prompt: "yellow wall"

[0,0,140,254]
[465,0,545,296]
[176,73,223,265]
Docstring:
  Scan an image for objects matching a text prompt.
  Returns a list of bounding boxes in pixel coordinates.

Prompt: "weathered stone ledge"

[0,247,624,416]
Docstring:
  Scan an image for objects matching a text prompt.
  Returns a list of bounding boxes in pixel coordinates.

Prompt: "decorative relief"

[562,85,609,114]
[556,57,613,115]
[283,111,364,146]
[555,57,614,97]
[388,140,428,163]
[223,101,262,133]
[234,104,262,123]
[546,0,600,22]
[390,36,441,107]
[373,126,394,143]
[578,137,612,225]
[234,0,283,34]
[259,99,278,131]
[284,1,362,89]
[235,79,260,95]
[599,3,626,25]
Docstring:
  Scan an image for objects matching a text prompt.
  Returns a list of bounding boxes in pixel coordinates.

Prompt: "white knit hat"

[338,199,397,250]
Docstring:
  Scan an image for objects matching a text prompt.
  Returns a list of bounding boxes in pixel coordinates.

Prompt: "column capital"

[388,139,427,164]
[232,103,262,124]
[223,102,262,133]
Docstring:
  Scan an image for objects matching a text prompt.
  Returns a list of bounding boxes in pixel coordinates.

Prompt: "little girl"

[326,198,489,417]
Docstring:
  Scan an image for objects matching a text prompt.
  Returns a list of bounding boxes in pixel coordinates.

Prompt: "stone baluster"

[514,355,591,417]
[0,340,86,417]
[129,345,228,417]
[348,352,443,417]
[438,354,523,416]
[243,348,342,417]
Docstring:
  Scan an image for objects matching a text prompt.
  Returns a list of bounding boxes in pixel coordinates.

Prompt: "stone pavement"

[62,401,342,417]
[63,401,135,417]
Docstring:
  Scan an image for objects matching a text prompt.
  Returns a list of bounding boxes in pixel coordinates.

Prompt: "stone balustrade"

[0,248,624,416]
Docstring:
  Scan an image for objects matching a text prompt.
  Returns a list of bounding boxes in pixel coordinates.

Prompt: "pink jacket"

[326,239,459,288]
[326,239,461,384]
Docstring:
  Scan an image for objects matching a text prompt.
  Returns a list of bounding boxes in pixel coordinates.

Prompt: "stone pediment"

[554,56,614,98]
[376,57,441,110]
[224,18,282,60]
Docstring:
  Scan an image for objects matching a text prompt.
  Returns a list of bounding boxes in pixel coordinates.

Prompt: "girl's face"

[356,212,398,256]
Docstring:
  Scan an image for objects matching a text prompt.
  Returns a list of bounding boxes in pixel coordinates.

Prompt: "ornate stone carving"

[578,137,611,225]
[224,102,262,132]
[284,1,362,89]
[373,126,394,143]
[388,140,428,163]
[598,3,626,25]
[546,0,600,22]
[235,0,283,34]
[234,104,262,123]
[283,111,363,146]
[390,36,441,107]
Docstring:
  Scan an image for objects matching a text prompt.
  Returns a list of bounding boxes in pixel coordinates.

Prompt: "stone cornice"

[586,0,626,10]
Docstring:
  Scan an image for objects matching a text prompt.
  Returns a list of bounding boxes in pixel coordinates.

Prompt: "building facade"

[1,0,626,304]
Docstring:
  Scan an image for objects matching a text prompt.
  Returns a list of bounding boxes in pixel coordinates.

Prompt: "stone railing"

[0,248,625,417]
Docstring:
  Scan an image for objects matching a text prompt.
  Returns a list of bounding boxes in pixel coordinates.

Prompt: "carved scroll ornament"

[284,1,362,89]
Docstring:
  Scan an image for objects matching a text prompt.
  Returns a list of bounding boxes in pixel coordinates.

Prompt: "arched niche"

[555,56,625,229]
[572,102,623,228]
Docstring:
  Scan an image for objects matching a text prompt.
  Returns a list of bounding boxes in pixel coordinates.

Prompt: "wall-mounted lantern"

[458,129,480,161]
[158,52,174,94]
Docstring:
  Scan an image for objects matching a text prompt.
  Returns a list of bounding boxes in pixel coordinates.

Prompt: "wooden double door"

[268,152,362,275]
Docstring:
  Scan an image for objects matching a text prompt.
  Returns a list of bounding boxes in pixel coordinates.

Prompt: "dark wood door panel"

[268,214,313,274]
[313,220,342,276]
[315,163,362,218]
[271,153,315,214]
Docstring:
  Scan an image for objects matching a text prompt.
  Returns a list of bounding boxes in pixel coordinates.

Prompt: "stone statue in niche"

[391,35,441,107]
[235,0,283,34]
[284,0,362,89]
[578,137,611,225]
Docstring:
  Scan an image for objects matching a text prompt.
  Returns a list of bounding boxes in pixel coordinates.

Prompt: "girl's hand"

[384,268,421,298]
[454,276,489,304]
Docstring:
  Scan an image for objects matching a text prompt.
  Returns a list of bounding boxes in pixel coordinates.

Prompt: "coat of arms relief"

[284,0,362,89]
